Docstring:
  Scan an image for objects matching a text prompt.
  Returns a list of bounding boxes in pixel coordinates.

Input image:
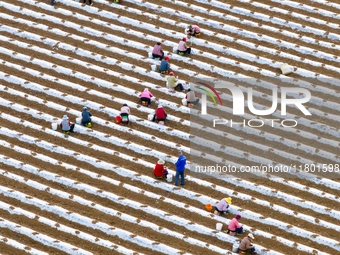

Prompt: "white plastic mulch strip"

[63,0,340,83]
[270,0,340,20]
[1,27,340,142]
[2,45,340,150]
[3,83,339,177]
[0,96,322,181]
[1,108,340,226]
[0,172,228,255]
[0,71,190,141]
[120,0,340,63]
[199,0,339,30]
[12,0,339,82]
[310,0,340,10]
[0,148,335,254]
[2,24,339,121]
[0,233,49,255]
[0,3,188,87]
[0,85,189,154]
[0,146,335,254]
[0,122,339,250]
[0,184,192,255]
[0,200,143,255]
[0,218,92,255]
[2,7,340,122]
[5,1,340,95]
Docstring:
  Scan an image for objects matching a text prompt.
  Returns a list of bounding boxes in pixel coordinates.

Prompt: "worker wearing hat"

[154,159,168,179]
[159,56,170,74]
[167,72,185,92]
[239,233,257,254]
[81,107,92,127]
[59,115,75,133]
[152,105,167,124]
[214,197,232,215]
[177,37,191,56]
[227,214,243,236]
[186,24,201,37]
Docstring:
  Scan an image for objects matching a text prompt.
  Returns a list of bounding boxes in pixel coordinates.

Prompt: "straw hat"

[248,233,255,239]
[62,115,68,120]
[158,105,163,108]
[157,159,165,165]
[225,197,232,204]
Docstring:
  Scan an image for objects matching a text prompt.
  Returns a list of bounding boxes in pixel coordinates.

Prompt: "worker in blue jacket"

[81,107,92,127]
[159,56,170,74]
[174,151,187,186]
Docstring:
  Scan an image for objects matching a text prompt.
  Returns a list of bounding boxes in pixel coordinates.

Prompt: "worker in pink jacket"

[227,214,243,236]
[120,104,131,125]
[187,24,201,37]
[214,197,232,215]
[139,88,154,106]
[177,37,191,55]
[152,42,164,60]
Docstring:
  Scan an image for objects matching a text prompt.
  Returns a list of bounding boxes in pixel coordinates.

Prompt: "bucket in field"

[205,204,213,212]
[166,174,173,182]
[148,52,153,59]
[232,240,240,252]
[216,223,223,231]
[151,64,157,71]
[280,63,292,75]
[147,114,154,121]
[76,118,81,124]
[116,116,122,124]
[51,123,58,131]
[182,99,187,106]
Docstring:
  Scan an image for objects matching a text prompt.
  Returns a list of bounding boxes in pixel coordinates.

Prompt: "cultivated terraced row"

[0,0,339,254]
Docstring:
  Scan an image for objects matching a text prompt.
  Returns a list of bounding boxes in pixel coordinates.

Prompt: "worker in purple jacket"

[152,42,164,60]
[174,151,187,186]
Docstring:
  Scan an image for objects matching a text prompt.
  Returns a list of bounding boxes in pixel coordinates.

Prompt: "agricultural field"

[0,0,339,254]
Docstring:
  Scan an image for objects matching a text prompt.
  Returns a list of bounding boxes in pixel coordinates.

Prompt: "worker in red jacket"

[154,159,168,179]
[152,105,167,123]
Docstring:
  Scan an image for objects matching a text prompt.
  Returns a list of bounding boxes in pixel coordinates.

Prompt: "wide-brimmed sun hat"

[157,159,165,165]
[225,197,232,204]
[62,115,68,120]
[248,233,255,239]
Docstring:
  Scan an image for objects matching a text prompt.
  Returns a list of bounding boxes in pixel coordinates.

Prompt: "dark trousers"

[227,227,243,235]
[120,113,129,124]
[175,171,185,186]
[152,52,164,61]
[81,120,91,126]
[141,97,151,106]
[83,0,92,4]
[215,206,228,213]
[187,98,199,105]
[152,115,167,123]
[239,247,255,254]
[175,83,184,91]
[63,124,75,133]
[178,48,191,55]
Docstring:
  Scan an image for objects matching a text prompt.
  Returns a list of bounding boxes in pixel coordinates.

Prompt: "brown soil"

[0,0,339,254]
